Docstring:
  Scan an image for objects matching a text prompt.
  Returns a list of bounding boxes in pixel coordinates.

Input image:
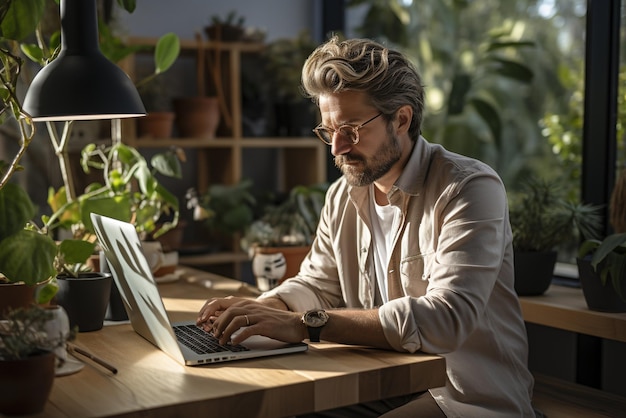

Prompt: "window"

[346,0,587,199]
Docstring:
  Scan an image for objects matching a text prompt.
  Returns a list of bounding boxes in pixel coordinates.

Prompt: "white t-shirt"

[369,186,401,305]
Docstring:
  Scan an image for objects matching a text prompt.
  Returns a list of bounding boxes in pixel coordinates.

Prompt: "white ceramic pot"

[42,306,70,366]
[252,252,287,292]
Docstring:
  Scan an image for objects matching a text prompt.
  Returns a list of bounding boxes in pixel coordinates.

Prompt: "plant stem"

[46,121,76,202]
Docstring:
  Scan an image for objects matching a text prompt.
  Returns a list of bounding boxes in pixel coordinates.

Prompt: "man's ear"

[395,105,413,135]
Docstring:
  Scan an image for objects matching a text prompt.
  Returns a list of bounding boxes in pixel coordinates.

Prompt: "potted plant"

[134,33,181,139]
[173,32,223,139]
[0,0,101,315]
[186,178,257,252]
[137,76,176,138]
[0,181,111,332]
[577,234,626,312]
[509,177,602,296]
[51,233,111,332]
[577,167,626,312]
[46,143,185,241]
[241,183,328,289]
[204,10,246,42]
[0,304,74,415]
[44,142,183,327]
[263,30,318,136]
[0,182,96,314]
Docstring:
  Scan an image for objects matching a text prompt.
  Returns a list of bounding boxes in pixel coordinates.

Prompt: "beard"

[335,131,402,187]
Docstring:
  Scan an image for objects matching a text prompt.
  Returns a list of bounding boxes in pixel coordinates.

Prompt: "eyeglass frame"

[312,112,383,145]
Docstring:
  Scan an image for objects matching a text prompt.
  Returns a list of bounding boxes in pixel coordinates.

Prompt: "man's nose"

[331,133,353,156]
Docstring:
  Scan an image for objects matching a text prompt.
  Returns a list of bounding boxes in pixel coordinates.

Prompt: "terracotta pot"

[0,279,52,318]
[0,351,56,415]
[137,111,175,138]
[173,97,220,138]
[54,272,112,332]
[577,257,626,313]
[153,220,187,252]
[0,282,37,318]
[513,250,557,296]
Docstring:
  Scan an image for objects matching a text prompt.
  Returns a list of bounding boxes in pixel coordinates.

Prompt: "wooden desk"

[38,268,446,418]
[519,285,626,343]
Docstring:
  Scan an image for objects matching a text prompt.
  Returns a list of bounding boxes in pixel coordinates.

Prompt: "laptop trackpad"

[239,333,300,350]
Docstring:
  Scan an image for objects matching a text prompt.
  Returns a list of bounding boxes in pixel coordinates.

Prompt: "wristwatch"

[301,309,329,342]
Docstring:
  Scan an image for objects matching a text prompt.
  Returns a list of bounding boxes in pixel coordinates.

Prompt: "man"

[197,37,535,417]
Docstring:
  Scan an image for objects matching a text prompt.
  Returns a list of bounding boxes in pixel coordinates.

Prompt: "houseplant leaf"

[0,182,36,240]
[0,229,56,285]
[590,233,626,270]
[151,152,183,179]
[58,239,96,265]
[154,32,180,75]
[80,196,132,233]
[0,0,46,41]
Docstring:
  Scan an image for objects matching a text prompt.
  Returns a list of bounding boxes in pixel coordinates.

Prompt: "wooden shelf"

[120,37,327,280]
[519,285,626,342]
[129,136,324,149]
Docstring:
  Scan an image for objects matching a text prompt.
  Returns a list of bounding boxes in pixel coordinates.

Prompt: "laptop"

[90,213,308,366]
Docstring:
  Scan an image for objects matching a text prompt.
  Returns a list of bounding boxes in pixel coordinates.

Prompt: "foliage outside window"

[346,0,588,197]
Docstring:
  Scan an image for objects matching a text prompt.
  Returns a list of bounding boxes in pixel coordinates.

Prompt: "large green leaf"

[80,196,132,233]
[489,57,534,83]
[590,233,626,270]
[0,229,56,285]
[134,164,157,196]
[151,152,182,179]
[154,33,180,75]
[448,73,472,115]
[0,0,46,41]
[470,95,502,146]
[117,0,136,13]
[486,40,536,52]
[0,183,36,240]
[59,239,96,265]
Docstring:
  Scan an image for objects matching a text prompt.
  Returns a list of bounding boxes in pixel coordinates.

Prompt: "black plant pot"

[514,251,557,296]
[577,257,626,313]
[55,272,112,332]
[99,252,128,322]
[105,280,128,322]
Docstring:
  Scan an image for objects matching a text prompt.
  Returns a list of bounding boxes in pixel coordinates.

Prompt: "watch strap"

[307,326,322,342]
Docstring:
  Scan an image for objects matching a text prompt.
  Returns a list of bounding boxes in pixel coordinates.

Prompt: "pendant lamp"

[23,0,146,121]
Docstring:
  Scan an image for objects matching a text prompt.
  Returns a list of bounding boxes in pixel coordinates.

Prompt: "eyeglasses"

[312,112,383,145]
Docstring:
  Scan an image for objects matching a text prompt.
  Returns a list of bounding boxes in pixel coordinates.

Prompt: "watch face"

[304,310,329,327]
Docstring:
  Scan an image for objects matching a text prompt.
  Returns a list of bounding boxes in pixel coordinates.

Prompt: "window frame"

[582,0,621,235]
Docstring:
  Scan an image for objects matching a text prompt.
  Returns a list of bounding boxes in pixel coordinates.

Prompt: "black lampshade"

[23,0,145,121]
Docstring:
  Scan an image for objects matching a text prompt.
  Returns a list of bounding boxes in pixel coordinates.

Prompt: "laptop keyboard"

[173,324,249,355]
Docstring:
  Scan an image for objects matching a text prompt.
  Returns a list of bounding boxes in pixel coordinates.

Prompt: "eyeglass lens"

[314,112,382,145]
[317,126,356,144]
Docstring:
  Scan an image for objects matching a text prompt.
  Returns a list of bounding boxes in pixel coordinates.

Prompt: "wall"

[115,0,317,42]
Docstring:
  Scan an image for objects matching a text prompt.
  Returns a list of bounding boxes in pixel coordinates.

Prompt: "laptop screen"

[91,213,185,364]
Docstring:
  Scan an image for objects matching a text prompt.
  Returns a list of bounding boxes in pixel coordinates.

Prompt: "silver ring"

[244,314,250,326]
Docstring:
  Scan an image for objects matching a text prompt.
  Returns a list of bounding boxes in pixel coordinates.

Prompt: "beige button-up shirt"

[261,136,535,417]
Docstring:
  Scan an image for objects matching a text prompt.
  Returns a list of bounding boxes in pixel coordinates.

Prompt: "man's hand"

[196,296,303,345]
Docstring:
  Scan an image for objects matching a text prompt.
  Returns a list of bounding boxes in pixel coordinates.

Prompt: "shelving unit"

[119,37,327,280]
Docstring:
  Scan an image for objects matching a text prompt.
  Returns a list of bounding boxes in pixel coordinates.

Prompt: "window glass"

[346,0,587,199]
[346,0,592,267]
